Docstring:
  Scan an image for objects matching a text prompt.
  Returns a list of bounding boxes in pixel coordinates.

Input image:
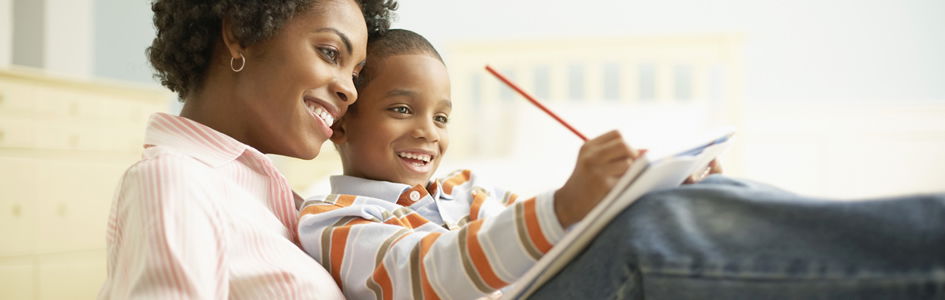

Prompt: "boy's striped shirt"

[298,171,566,300]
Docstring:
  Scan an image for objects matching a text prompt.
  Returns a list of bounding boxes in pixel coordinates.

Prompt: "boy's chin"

[397,163,439,186]
[402,174,433,187]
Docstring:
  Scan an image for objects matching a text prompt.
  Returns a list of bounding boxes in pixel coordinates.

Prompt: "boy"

[297,29,636,299]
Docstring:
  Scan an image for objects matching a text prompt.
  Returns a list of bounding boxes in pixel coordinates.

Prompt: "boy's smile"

[396,149,436,173]
[333,53,451,186]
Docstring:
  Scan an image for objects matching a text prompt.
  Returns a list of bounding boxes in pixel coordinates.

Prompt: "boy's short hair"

[355,29,444,92]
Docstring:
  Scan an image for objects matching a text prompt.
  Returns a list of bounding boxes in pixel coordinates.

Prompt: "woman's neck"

[179,86,251,147]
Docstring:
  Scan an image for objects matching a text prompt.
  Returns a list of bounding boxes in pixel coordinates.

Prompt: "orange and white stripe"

[100,113,343,299]
[298,171,566,299]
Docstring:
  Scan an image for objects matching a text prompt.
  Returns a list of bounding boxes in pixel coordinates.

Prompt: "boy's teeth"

[397,152,432,163]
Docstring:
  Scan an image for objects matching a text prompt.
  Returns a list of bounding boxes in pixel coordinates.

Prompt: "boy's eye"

[434,115,449,124]
[388,106,411,114]
[317,46,340,64]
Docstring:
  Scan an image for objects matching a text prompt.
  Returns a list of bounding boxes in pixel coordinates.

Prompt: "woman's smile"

[304,96,339,137]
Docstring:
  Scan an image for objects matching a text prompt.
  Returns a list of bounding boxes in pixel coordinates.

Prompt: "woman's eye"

[318,47,339,64]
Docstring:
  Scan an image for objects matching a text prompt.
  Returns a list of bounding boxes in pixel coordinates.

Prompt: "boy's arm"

[298,192,565,300]
[468,130,637,228]
[553,130,638,227]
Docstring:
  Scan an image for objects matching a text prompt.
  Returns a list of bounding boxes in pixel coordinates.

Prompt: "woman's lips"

[304,99,334,136]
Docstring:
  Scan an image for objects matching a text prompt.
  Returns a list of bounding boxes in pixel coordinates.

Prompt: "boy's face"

[333,54,451,186]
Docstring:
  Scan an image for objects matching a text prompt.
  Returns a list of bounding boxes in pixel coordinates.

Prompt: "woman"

[100,0,396,298]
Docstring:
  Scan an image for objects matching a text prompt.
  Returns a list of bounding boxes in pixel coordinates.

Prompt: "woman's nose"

[333,73,357,103]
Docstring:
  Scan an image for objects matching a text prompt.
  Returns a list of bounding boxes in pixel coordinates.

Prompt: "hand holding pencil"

[486,65,722,191]
[485,65,641,226]
[553,131,640,227]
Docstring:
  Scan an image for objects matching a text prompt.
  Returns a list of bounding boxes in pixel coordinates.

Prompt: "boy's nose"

[412,120,439,142]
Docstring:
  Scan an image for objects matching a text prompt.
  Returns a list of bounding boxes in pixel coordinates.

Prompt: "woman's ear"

[220,18,244,60]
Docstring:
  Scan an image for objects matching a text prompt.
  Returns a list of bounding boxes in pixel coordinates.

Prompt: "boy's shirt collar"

[329,175,445,206]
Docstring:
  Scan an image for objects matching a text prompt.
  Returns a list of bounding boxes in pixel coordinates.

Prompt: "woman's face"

[235,0,367,159]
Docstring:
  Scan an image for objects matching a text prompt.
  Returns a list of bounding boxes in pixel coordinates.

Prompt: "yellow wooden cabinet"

[0,67,169,300]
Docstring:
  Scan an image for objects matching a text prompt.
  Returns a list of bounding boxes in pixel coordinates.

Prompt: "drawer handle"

[57,203,68,217]
[70,102,79,116]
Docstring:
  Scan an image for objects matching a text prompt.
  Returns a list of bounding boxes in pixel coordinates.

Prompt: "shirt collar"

[426,179,445,200]
[329,175,442,205]
[143,112,251,167]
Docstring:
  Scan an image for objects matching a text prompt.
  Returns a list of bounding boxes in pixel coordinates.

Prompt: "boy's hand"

[554,130,639,228]
[683,159,723,184]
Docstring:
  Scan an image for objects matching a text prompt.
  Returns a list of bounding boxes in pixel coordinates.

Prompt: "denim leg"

[531,175,945,299]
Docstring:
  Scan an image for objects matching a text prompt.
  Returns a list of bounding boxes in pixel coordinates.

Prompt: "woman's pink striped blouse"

[99,113,343,299]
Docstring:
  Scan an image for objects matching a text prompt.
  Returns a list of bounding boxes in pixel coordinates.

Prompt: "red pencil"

[484,65,589,141]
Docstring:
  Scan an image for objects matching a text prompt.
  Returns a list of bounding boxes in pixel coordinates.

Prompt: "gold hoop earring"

[230,54,246,72]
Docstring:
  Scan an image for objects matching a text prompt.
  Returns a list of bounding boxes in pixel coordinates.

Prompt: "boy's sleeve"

[457,169,565,235]
[298,191,566,300]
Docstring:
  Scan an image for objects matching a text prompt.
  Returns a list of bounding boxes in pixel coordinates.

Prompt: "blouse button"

[409,190,421,201]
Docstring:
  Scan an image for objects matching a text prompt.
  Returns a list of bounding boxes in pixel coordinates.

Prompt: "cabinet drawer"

[0,81,38,115]
[33,158,131,254]
[0,157,38,256]
[0,117,38,149]
[36,251,106,300]
[31,88,77,118]
[0,116,148,152]
[97,94,167,122]
[0,257,36,300]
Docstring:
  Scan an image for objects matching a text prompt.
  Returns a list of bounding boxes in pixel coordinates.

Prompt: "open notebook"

[504,130,735,299]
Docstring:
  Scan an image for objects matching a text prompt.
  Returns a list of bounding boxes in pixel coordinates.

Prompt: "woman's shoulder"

[117,146,222,197]
[125,146,214,177]
[112,146,230,217]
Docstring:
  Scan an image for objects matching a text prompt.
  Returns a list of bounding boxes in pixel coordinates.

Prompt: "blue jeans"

[531,176,945,299]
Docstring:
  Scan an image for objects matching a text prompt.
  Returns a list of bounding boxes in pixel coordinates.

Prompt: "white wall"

[395,0,945,103]
[0,0,11,67]
[7,0,94,77]
[44,0,93,77]
[8,0,945,100]
[11,0,44,68]
[391,0,945,198]
[93,0,158,84]
[14,0,944,102]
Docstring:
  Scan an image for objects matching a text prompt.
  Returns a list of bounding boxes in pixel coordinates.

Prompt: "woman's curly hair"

[147,0,398,100]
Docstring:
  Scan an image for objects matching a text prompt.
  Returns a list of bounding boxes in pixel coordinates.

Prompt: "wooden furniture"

[0,67,168,299]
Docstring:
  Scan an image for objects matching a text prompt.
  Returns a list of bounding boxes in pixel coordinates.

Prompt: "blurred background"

[1,0,943,298]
